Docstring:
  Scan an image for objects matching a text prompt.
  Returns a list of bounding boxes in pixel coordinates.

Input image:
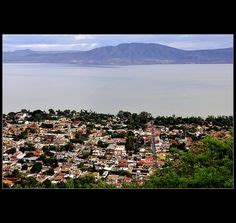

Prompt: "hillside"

[3,43,233,64]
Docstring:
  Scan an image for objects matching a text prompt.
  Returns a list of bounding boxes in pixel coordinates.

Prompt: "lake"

[3,63,233,117]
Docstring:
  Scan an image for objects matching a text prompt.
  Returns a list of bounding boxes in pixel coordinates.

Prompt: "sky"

[3,34,233,52]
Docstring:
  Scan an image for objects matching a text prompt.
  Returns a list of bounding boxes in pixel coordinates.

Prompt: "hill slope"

[3,43,233,64]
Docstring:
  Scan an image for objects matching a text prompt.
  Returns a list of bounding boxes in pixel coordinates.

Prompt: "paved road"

[150,120,157,167]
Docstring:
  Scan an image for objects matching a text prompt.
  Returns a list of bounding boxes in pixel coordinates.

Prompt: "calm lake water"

[3,63,233,117]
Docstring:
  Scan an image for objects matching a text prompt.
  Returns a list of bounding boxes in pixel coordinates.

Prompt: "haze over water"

[3,63,233,117]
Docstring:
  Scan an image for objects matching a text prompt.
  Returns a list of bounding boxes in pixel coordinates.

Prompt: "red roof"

[34,151,41,156]
[157,160,164,166]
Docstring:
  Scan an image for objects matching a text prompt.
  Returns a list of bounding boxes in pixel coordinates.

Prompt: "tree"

[62,142,75,151]
[21,164,28,170]
[43,179,52,188]
[117,110,124,119]
[48,109,55,115]
[20,177,38,188]
[21,109,28,113]
[65,178,74,188]
[14,129,28,140]
[71,110,77,116]
[41,156,58,167]
[19,147,26,153]
[30,109,45,122]
[82,149,91,158]
[71,134,84,144]
[117,110,131,120]
[64,109,71,114]
[8,112,16,117]
[97,140,109,148]
[18,159,25,164]
[138,111,153,124]
[25,152,34,158]
[42,145,56,153]
[6,147,16,154]
[125,136,135,150]
[45,168,54,175]
[12,169,21,177]
[144,134,233,188]
[126,131,134,137]
[31,162,42,173]
[74,174,96,188]
[26,143,36,151]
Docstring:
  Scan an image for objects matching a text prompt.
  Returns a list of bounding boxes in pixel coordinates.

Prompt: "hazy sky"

[3,34,233,52]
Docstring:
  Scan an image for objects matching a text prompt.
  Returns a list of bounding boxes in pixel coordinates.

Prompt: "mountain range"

[3,43,233,64]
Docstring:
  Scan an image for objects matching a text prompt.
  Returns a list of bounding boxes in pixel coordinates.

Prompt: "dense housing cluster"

[2,109,233,188]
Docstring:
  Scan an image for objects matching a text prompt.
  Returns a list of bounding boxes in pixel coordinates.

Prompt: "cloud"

[73,35,93,40]
[160,40,233,50]
[7,42,99,51]
[3,34,233,52]
[91,43,98,47]
[178,35,191,38]
[14,44,79,49]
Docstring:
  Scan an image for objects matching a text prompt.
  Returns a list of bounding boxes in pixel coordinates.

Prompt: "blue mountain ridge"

[3,43,233,64]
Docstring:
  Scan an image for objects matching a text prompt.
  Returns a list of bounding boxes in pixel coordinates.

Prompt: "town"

[2,109,233,188]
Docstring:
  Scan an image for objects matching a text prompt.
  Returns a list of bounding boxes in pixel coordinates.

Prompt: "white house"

[114,145,126,156]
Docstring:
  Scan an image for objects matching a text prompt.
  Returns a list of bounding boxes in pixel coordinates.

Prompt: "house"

[107,174,119,184]
[34,150,41,157]
[118,159,128,167]
[54,134,68,145]
[106,144,115,155]
[138,157,154,167]
[116,129,126,134]
[15,113,27,121]
[93,172,100,180]
[41,134,56,143]
[41,121,54,128]
[73,169,82,177]
[34,143,44,150]
[92,149,100,156]
[102,171,109,178]
[122,176,132,183]
[36,174,49,183]
[113,138,126,144]
[3,179,14,187]
[114,145,126,156]
[157,153,166,160]
[157,160,164,167]
[185,137,192,145]
[16,152,25,159]
[54,167,61,174]
[54,173,65,182]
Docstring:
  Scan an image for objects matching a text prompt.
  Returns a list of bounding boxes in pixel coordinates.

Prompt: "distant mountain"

[3,43,233,64]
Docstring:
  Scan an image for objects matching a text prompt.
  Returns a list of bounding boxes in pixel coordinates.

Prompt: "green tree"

[74,174,96,188]
[31,162,42,173]
[48,109,55,115]
[12,169,21,177]
[125,136,135,150]
[97,140,109,148]
[6,147,16,154]
[45,168,55,175]
[21,109,28,113]
[20,177,39,188]
[65,178,74,188]
[62,142,75,151]
[8,112,16,118]
[21,164,28,171]
[144,135,233,188]
[43,179,52,188]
